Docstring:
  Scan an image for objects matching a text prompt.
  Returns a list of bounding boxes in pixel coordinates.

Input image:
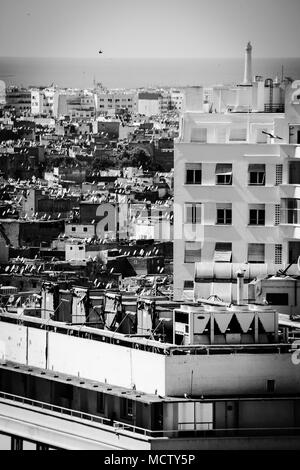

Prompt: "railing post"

[36,443,49,451]
[11,436,23,451]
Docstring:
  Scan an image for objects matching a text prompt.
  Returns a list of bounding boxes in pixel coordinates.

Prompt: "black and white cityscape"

[0,0,300,456]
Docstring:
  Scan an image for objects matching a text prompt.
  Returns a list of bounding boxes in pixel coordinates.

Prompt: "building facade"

[5,87,31,116]
[31,87,55,116]
[174,47,300,301]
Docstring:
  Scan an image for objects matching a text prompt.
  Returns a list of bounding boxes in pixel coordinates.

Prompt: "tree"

[92,156,113,170]
[130,148,152,170]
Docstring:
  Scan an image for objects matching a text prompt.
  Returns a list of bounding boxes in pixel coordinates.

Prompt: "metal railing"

[1,391,300,439]
[178,421,213,431]
[0,391,111,427]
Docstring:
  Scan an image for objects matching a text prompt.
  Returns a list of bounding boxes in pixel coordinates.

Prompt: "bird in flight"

[98,50,103,54]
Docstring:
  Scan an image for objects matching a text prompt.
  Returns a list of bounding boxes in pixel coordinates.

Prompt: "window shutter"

[215,163,232,175]
[248,243,265,262]
[214,243,232,262]
[229,128,247,141]
[191,127,207,143]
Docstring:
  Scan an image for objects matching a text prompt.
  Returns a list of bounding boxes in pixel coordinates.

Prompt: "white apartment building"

[137,90,172,116]
[174,43,300,302]
[137,91,161,116]
[0,80,5,105]
[170,88,184,111]
[31,87,55,116]
[95,89,137,114]
[5,87,31,116]
[52,89,96,118]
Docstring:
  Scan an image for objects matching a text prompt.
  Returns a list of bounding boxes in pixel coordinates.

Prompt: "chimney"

[243,42,253,85]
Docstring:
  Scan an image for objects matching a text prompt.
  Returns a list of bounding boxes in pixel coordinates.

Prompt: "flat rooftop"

[0,310,293,356]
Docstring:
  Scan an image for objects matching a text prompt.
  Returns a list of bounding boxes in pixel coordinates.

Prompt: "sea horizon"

[0,56,300,89]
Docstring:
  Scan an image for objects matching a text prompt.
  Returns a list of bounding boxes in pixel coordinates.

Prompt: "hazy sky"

[0,0,300,58]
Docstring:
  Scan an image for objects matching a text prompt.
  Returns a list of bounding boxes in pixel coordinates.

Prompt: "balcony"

[279,209,300,238]
[280,209,300,225]
[279,185,300,199]
[264,103,285,113]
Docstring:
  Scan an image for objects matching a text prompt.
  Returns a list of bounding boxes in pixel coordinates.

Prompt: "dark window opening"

[97,392,104,413]
[267,380,275,393]
[249,209,265,225]
[174,310,189,324]
[121,398,133,421]
[266,293,289,306]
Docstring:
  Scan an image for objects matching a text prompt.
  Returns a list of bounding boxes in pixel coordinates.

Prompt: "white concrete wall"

[47,332,166,394]
[0,323,27,363]
[165,353,300,396]
[1,322,300,397]
[138,99,160,117]
[65,224,95,239]
[65,244,86,261]
[27,328,47,369]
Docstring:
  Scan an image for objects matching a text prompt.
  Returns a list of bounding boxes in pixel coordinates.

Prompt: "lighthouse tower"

[243,41,253,85]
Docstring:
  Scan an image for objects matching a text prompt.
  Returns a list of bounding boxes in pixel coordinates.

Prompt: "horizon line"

[0,55,300,60]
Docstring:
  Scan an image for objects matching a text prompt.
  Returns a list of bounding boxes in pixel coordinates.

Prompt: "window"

[248,243,265,263]
[216,203,232,225]
[71,227,76,232]
[248,164,265,185]
[97,393,104,413]
[275,205,281,225]
[78,246,84,251]
[184,280,194,289]
[266,380,275,393]
[185,163,201,184]
[174,310,189,323]
[121,398,133,420]
[280,199,300,224]
[275,164,283,185]
[275,244,282,264]
[215,164,232,185]
[288,241,300,264]
[185,203,202,223]
[249,204,265,225]
[289,162,300,184]
[266,292,288,305]
[191,127,207,143]
[83,227,88,232]
[229,128,247,142]
[184,241,201,263]
[214,243,232,262]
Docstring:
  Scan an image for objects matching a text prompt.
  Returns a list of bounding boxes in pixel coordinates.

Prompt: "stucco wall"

[165,353,300,396]
[0,323,27,363]
[47,332,166,394]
